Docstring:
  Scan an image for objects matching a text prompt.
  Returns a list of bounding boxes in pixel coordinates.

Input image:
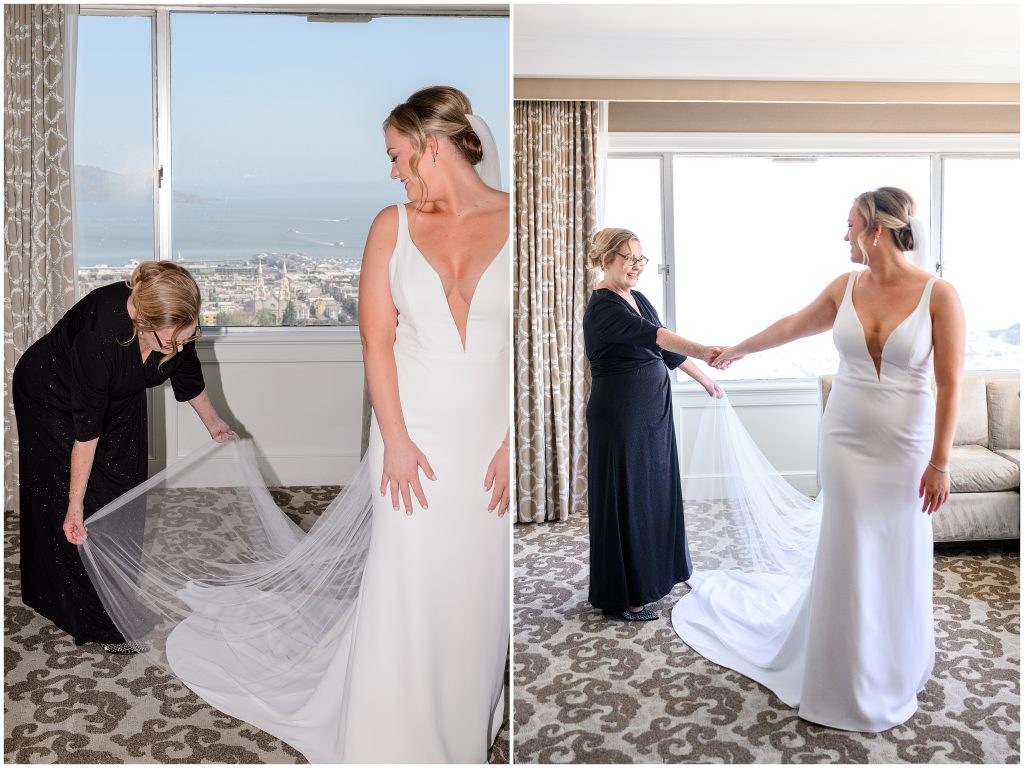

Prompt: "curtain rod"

[79,4,509,17]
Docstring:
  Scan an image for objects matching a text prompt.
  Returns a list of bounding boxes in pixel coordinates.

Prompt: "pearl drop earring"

[872,234,878,247]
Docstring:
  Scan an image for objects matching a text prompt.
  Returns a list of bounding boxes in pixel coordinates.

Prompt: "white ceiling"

[514,3,1022,83]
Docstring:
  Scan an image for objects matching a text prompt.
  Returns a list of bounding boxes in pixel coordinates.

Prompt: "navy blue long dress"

[583,288,692,611]
[13,281,205,644]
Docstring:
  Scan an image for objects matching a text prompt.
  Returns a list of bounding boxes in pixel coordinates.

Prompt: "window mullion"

[931,155,944,277]
[154,8,172,261]
[661,153,676,331]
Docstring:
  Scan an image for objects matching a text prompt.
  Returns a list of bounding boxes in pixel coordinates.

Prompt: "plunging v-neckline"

[849,274,932,381]
[408,234,508,353]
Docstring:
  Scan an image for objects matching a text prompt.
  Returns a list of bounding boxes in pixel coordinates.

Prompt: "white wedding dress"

[341,203,510,761]
[673,270,938,732]
[80,203,510,762]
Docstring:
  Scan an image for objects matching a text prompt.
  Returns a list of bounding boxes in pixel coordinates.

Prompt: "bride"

[79,86,510,763]
[673,187,965,731]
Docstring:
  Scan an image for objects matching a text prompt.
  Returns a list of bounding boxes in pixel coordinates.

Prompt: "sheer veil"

[683,394,823,582]
[467,113,503,190]
[907,216,930,270]
[79,438,375,700]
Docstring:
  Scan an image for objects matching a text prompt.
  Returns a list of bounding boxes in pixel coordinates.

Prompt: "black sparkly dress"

[583,288,693,611]
[12,281,205,643]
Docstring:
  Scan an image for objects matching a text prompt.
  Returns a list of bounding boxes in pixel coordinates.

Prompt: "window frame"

[606,132,1020,383]
[77,3,509,338]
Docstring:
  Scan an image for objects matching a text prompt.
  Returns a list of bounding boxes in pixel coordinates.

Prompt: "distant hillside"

[988,323,1019,346]
[75,165,211,204]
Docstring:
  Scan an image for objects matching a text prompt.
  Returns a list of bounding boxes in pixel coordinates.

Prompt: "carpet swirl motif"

[5,486,509,764]
[514,506,1019,764]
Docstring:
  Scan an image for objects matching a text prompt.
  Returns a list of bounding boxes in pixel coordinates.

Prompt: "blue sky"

[75,11,511,195]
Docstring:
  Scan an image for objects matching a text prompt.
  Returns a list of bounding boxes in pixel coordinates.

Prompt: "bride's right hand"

[381,438,436,515]
[710,346,745,370]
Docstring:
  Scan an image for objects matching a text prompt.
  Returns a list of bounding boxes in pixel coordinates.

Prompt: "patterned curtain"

[4,4,77,512]
[513,101,601,523]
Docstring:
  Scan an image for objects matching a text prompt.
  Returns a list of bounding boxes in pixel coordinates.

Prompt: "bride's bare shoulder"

[825,271,856,296]
[363,206,400,260]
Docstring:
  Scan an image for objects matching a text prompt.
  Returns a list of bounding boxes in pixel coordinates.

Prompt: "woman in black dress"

[583,229,723,621]
[13,261,237,652]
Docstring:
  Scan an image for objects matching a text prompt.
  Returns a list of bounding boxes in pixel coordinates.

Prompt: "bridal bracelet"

[928,461,949,474]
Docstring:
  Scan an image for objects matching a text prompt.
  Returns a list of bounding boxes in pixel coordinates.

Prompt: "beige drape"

[513,101,600,523]
[4,4,77,512]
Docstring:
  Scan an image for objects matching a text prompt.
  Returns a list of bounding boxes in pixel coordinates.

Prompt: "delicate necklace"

[453,200,483,218]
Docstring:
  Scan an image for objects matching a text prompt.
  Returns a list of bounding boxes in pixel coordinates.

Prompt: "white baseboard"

[681,471,818,499]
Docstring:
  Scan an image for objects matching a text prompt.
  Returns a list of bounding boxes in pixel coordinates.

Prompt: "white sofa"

[819,373,1020,543]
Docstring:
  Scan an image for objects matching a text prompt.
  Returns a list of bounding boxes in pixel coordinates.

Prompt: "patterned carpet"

[514,508,1020,764]
[4,486,510,764]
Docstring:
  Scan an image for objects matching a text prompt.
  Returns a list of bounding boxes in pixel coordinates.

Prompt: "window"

[941,157,1022,372]
[74,9,510,327]
[604,157,666,321]
[673,156,930,380]
[74,14,156,296]
[604,147,1019,379]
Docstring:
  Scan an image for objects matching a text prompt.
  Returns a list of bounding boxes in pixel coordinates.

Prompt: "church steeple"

[254,257,267,302]
[278,260,292,302]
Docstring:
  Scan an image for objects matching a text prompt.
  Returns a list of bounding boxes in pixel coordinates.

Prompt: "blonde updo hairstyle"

[853,186,917,254]
[588,228,640,273]
[382,86,483,204]
[123,261,202,368]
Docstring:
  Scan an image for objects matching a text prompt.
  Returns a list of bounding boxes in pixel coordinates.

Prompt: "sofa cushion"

[953,375,989,447]
[987,378,1020,451]
[995,448,1020,468]
[933,491,1021,542]
[949,445,1020,493]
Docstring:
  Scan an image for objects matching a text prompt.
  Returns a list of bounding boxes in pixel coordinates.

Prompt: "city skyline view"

[74,10,510,327]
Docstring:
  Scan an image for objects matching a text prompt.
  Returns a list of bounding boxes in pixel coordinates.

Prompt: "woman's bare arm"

[64,438,98,543]
[920,280,966,514]
[655,328,714,361]
[713,273,848,367]
[359,207,435,514]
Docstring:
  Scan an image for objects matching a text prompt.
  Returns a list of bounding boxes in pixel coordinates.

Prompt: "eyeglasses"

[153,324,202,353]
[614,251,649,267]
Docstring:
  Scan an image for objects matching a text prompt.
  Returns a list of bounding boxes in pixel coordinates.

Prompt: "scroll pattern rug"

[4,486,510,764]
[514,508,1019,764]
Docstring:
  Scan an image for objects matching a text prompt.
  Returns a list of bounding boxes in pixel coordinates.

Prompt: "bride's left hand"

[484,442,510,517]
[919,464,950,514]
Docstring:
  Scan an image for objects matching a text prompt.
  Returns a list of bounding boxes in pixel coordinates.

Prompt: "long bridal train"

[80,439,377,760]
[81,431,508,762]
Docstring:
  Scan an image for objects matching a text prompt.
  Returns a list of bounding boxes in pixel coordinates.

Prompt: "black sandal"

[102,641,147,655]
[605,606,659,622]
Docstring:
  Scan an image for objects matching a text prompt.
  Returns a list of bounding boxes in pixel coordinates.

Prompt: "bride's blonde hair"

[854,187,917,253]
[383,86,484,203]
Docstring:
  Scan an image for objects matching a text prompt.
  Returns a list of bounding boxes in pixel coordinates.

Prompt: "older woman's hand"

[701,379,725,399]
[701,346,726,365]
[381,437,435,515]
[63,501,88,545]
[209,418,238,443]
